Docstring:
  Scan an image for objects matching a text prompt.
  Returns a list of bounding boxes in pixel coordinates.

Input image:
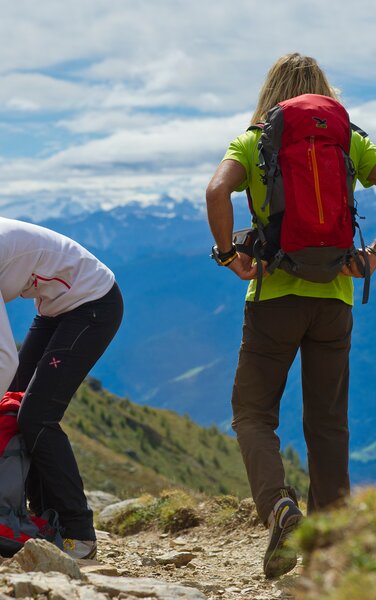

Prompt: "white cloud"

[0,111,250,211]
[57,110,161,134]
[0,74,99,112]
[1,101,375,217]
[50,112,250,168]
[0,0,375,214]
[0,1,375,112]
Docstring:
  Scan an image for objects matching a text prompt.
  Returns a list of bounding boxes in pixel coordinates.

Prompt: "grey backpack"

[0,392,62,557]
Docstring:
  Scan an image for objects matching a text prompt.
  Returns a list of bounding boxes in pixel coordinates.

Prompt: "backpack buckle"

[267,250,285,275]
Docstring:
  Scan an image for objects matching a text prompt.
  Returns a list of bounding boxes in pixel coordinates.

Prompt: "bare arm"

[206,159,264,280]
[206,159,246,253]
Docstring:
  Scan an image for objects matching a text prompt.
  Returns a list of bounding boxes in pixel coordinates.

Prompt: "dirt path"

[96,522,301,599]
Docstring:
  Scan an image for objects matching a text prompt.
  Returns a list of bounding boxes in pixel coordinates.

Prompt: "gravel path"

[96,521,302,599]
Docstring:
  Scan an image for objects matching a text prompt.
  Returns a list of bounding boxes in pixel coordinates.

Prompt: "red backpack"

[238,94,370,302]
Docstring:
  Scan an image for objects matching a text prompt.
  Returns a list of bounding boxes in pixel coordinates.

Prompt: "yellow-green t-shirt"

[223,129,376,304]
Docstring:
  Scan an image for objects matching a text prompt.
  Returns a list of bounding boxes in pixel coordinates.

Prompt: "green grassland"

[63,377,309,500]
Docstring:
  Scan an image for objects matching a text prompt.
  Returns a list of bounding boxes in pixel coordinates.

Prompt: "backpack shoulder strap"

[245,123,264,218]
[244,123,268,302]
[246,123,264,132]
[351,122,368,138]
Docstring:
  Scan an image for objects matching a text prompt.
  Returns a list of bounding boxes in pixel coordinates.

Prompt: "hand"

[341,255,365,278]
[363,249,376,276]
[369,254,376,276]
[227,252,268,280]
[341,250,376,278]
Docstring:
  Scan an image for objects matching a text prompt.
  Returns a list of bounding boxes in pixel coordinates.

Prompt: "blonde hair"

[251,53,338,124]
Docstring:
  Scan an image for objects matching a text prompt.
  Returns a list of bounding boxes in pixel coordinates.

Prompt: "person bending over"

[0,217,124,560]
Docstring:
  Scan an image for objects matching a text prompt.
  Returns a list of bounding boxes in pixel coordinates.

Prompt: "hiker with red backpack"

[206,53,376,578]
[0,217,123,559]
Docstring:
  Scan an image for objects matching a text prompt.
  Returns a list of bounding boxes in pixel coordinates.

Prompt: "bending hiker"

[0,217,123,559]
[206,53,376,578]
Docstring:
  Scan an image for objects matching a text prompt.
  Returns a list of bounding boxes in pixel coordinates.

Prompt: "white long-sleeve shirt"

[0,217,115,397]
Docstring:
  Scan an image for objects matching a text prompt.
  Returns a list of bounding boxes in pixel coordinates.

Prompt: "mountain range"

[5,188,376,483]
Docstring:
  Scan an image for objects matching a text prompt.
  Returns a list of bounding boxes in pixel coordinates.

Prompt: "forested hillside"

[64,378,309,500]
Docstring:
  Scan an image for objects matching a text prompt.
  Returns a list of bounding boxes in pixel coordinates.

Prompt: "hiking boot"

[63,538,97,560]
[263,498,303,579]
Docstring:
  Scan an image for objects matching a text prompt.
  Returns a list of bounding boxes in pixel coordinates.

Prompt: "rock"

[141,556,159,566]
[79,563,120,576]
[165,564,176,571]
[185,580,223,593]
[172,536,189,546]
[96,498,142,528]
[3,572,107,600]
[0,562,24,574]
[3,570,206,599]
[94,529,112,542]
[87,573,206,599]
[85,490,121,513]
[8,539,83,580]
[156,551,196,567]
[104,550,120,558]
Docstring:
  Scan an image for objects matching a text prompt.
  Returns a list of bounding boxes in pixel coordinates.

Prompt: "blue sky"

[0,0,375,217]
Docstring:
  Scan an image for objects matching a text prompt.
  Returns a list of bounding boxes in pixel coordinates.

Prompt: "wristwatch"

[211,243,238,266]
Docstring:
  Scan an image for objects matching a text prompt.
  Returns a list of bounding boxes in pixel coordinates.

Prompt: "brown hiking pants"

[231,295,352,524]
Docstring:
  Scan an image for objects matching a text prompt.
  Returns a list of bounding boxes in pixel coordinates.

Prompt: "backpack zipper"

[308,136,324,224]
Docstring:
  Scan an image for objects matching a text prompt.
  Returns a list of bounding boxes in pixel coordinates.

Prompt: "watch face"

[211,245,222,265]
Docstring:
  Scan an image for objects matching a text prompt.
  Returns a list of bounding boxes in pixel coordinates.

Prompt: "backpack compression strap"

[354,225,371,304]
[350,123,370,303]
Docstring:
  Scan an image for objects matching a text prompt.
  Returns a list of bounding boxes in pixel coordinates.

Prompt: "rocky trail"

[0,491,302,599]
[1,488,373,599]
[96,517,301,599]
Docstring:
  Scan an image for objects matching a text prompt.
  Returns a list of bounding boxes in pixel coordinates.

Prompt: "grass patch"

[99,489,202,536]
[206,495,240,527]
[292,487,376,600]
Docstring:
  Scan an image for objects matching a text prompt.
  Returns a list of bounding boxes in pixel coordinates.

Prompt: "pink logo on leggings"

[49,357,61,369]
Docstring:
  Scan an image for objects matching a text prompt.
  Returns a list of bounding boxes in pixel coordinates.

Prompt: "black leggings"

[9,282,124,540]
